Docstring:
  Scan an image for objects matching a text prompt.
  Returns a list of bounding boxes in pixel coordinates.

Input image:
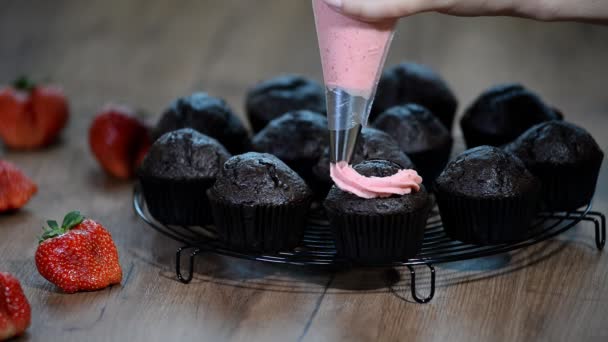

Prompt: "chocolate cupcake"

[505,121,604,211]
[461,84,561,148]
[153,92,251,154]
[138,128,231,225]
[435,146,541,245]
[313,128,415,197]
[252,110,328,191]
[324,160,432,263]
[373,104,452,185]
[372,62,458,130]
[246,75,326,132]
[208,152,313,252]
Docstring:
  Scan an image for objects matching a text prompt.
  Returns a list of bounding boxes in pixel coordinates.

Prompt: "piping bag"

[313,0,397,164]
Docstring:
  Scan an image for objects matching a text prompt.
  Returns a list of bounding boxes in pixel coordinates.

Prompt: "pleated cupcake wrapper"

[435,190,540,245]
[208,192,312,253]
[139,177,215,226]
[326,204,432,264]
[531,157,603,212]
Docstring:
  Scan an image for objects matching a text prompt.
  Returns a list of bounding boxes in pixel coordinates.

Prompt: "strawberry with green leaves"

[0,272,31,340]
[35,211,122,293]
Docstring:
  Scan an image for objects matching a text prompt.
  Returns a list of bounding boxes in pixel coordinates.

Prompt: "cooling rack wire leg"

[585,211,606,250]
[176,246,202,284]
[406,264,436,304]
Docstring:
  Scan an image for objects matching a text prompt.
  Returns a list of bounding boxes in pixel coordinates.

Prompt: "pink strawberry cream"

[313,0,396,96]
[330,162,423,199]
[313,1,418,198]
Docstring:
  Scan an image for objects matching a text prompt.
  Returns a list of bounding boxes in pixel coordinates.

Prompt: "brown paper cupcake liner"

[530,157,603,212]
[139,177,215,226]
[207,190,312,253]
[325,202,432,264]
[435,188,541,245]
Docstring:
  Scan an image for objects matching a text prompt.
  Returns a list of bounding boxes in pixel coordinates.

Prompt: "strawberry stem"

[39,211,85,243]
[12,76,35,92]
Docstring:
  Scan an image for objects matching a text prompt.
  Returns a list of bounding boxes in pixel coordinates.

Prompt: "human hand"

[321,0,608,24]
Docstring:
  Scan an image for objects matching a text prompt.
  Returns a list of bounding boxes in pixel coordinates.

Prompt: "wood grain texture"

[0,0,607,341]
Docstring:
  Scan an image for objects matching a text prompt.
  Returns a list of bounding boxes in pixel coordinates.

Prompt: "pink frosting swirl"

[329,161,423,199]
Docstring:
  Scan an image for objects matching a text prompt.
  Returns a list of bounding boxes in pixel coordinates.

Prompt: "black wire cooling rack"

[133,184,605,303]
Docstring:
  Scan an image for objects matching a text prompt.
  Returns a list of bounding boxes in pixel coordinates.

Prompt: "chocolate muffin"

[372,62,458,130]
[505,121,604,211]
[373,104,452,185]
[435,146,541,245]
[461,84,561,148]
[138,128,231,225]
[153,92,251,154]
[208,152,313,252]
[252,110,328,190]
[313,127,415,196]
[324,160,432,263]
[246,75,326,132]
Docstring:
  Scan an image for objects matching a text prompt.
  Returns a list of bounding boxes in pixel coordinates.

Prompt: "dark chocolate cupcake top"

[324,160,430,216]
[372,62,458,129]
[210,152,312,206]
[461,84,561,147]
[139,128,231,180]
[246,75,326,132]
[313,128,414,182]
[505,121,604,165]
[252,110,328,164]
[153,92,250,154]
[373,104,452,154]
[436,146,538,198]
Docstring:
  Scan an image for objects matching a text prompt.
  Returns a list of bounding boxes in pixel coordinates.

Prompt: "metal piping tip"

[329,125,361,164]
[325,87,372,164]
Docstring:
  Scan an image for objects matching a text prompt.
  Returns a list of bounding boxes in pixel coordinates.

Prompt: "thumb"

[322,0,447,21]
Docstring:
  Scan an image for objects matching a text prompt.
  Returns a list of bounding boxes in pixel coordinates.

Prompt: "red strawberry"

[35,211,122,294]
[0,77,69,149]
[89,105,152,179]
[0,272,31,340]
[0,160,37,212]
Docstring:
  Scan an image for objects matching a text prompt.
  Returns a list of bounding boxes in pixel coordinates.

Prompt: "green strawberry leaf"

[61,211,84,229]
[39,211,86,244]
[39,229,61,243]
[61,211,77,227]
[12,76,35,92]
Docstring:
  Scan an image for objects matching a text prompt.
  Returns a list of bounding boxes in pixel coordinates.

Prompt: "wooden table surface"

[1,1,607,341]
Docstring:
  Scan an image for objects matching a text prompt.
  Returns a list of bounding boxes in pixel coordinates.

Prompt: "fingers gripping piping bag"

[313,0,422,198]
[313,0,395,162]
